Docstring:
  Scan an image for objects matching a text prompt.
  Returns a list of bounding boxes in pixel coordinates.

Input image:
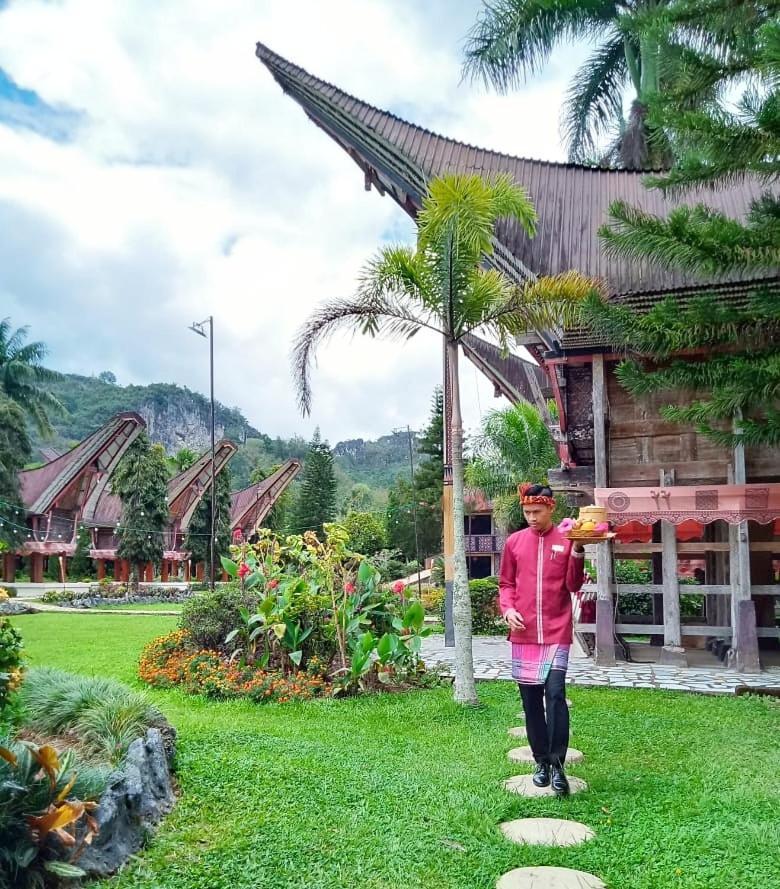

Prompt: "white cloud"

[0,0,587,444]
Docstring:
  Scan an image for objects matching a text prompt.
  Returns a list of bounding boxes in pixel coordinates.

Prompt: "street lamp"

[188,316,216,591]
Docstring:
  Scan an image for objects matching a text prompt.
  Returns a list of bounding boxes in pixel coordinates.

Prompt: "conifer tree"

[288,430,337,536]
[68,526,95,580]
[111,432,168,587]
[590,0,780,447]
[0,394,29,550]
[186,466,233,576]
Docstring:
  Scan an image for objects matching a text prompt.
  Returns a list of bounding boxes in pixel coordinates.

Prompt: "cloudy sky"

[0,0,589,444]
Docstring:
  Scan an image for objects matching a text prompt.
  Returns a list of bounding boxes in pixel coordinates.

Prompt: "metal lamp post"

[188,316,216,591]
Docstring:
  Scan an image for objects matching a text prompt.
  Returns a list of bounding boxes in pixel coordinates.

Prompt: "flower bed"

[138,525,440,702]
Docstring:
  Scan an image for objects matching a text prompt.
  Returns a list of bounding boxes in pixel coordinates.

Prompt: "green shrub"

[180,585,260,650]
[469,577,503,635]
[19,667,167,764]
[0,737,107,887]
[421,586,445,619]
[0,617,23,713]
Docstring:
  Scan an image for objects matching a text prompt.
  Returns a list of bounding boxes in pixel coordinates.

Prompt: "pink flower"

[392,580,405,595]
[344,581,356,594]
[232,529,244,543]
[267,578,279,590]
[558,518,575,533]
[238,563,251,579]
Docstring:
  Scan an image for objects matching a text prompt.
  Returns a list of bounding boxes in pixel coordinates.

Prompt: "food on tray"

[560,505,613,539]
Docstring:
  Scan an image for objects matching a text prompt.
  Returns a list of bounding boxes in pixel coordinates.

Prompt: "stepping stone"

[503,774,587,797]
[496,866,604,888]
[507,746,583,765]
[508,726,527,739]
[500,818,595,847]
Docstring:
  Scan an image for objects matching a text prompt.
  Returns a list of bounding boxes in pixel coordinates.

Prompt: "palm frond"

[463,0,617,91]
[561,32,629,163]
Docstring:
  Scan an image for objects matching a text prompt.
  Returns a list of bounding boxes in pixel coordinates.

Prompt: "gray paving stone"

[507,746,583,765]
[504,774,587,797]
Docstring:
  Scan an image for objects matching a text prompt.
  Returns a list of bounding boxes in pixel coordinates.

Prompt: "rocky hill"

[33,373,416,493]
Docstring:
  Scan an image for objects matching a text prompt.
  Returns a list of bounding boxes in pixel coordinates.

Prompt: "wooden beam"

[582,583,780,596]
[576,623,780,638]
[659,469,687,665]
[728,457,760,672]
[592,354,616,665]
[611,541,778,555]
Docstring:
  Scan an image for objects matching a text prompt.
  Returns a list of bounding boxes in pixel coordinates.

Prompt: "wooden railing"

[464,534,506,554]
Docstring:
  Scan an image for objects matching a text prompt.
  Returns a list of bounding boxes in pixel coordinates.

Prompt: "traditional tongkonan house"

[89,439,238,582]
[230,460,302,542]
[256,44,780,672]
[3,412,145,584]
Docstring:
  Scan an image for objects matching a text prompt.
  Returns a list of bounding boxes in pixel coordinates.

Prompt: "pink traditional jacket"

[498,525,586,645]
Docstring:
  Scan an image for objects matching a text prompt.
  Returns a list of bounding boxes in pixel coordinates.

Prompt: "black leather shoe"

[532,762,551,787]
[551,764,570,797]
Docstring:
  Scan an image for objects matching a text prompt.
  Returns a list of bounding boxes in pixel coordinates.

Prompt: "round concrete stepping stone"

[496,866,604,888]
[500,817,594,847]
[507,746,583,765]
[503,774,587,797]
[508,725,527,739]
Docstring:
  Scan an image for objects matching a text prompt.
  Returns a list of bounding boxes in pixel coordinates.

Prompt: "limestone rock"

[77,728,176,877]
[503,774,587,797]
[500,817,594,847]
[507,746,583,765]
[496,866,605,888]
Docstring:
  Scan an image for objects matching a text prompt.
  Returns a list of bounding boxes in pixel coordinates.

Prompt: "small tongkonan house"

[256,43,780,672]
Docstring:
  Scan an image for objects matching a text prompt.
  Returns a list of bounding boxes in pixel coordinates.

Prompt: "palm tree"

[292,173,599,705]
[466,402,559,532]
[462,0,676,169]
[0,318,63,437]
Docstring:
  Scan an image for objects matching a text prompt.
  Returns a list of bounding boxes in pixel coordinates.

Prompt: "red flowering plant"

[139,524,439,703]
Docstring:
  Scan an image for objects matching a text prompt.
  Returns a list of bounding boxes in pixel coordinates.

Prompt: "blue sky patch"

[0,67,80,141]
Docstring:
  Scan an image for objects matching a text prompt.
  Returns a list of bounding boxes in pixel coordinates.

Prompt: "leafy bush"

[19,668,167,764]
[0,617,23,713]
[0,738,106,887]
[469,577,503,635]
[420,586,445,620]
[0,586,16,598]
[342,511,387,556]
[180,586,259,650]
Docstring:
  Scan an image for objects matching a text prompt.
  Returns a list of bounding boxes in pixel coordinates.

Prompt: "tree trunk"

[447,339,479,706]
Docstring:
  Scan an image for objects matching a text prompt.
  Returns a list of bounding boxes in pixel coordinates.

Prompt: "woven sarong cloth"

[511,642,570,685]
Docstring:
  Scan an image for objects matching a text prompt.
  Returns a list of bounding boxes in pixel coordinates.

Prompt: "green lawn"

[11,614,780,889]
[92,601,185,612]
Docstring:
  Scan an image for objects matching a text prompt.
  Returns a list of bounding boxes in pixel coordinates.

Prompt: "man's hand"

[504,608,525,631]
[573,543,585,554]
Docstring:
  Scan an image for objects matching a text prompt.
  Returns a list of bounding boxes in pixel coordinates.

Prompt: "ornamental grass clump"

[19,668,167,764]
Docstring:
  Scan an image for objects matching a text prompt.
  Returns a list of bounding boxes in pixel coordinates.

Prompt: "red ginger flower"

[267,578,279,590]
[238,563,251,579]
[343,581,356,594]
[232,529,244,543]
[392,581,405,595]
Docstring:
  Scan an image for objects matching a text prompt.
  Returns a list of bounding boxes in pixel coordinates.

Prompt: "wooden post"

[184,561,191,582]
[96,559,105,580]
[592,354,616,665]
[144,562,154,583]
[2,553,15,583]
[161,560,169,582]
[31,552,44,584]
[59,555,67,584]
[196,562,204,582]
[659,469,687,666]
[728,453,760,672]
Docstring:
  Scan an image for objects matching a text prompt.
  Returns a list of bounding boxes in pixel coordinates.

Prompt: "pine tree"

[411,388,444,559]
[111,431,168,587]
[288,430,337,537]
[591,1,780,447]
[68,526,95,580]
[186,466,233,575]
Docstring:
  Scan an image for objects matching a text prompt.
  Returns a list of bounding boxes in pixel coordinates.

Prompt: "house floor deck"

[420,635,780,694]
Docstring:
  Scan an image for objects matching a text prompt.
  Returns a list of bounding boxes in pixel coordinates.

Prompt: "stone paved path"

[23,602,180,616]
[508,746,583,765]
[421,635,780,694]
[504,774,588,798]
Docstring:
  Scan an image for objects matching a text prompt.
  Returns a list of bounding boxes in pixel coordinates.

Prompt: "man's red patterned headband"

[518,483,556,508]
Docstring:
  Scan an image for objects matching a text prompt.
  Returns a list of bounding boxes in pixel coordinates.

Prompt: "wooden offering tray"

[564,531,616,542]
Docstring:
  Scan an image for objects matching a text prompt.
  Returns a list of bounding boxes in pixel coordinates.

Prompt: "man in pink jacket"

[499,483,585,796]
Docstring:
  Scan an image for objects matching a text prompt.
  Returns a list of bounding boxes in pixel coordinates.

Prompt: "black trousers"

[518,669,569,766]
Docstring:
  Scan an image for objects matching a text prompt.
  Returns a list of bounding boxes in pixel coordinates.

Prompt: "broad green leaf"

[220,556,238,578]
[272,623,286,640]
[245,571,262,590]
[44,861,87,877]
[357,560,375,584]
[290,650,303,666]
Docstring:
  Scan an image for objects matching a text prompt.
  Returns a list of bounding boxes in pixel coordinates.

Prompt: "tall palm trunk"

[447,339,479,706]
